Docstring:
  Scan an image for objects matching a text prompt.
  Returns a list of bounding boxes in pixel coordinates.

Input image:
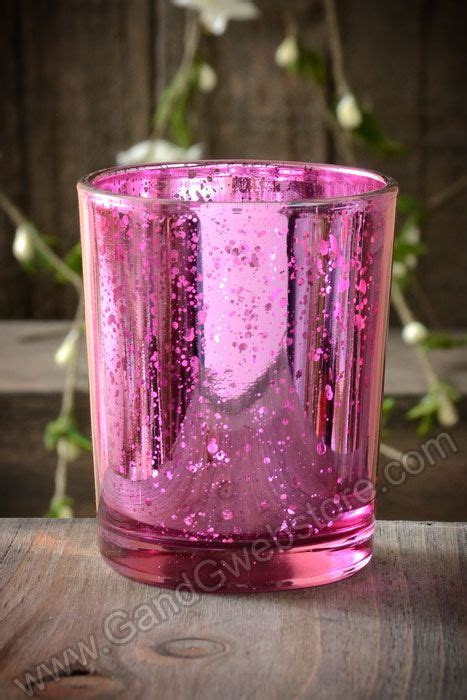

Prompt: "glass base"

[98,505,374,593]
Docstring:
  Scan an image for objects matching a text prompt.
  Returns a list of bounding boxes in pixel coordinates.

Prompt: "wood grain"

[0,1,466,321]
[0,323,466,520]
[0,520,464,699]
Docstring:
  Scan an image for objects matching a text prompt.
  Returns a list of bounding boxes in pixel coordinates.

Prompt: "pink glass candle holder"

[78,161,397,593]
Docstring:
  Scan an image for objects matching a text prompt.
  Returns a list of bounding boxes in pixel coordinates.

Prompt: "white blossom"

[403,223,420,245]
[336,92,363,131]
[55,327,80,367]
[198,62,217,92]
[275,35,299,68]
[116,139,203,166]
[172,0,259,35]
[401,321,428,345]
[13,224,35,264]
[404,253,418,270]
[392,261,407,280]
[57,437,81,462]
[437,397,459,427]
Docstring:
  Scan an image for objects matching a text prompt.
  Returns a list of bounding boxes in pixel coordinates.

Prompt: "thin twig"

[323,0,349,96]
[321,0,356,162]
[151,14,202,140]
[309,80,356,164]
[0,187,85,514]
[0,189,83,294]
[391,280,453,392]
[426,174,467,212]
[59,294,84,419]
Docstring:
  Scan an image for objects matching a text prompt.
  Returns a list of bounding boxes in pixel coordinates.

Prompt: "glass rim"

[77,159,398,207]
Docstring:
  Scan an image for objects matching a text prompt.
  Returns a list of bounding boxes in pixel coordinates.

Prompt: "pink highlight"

[78,160,397,592]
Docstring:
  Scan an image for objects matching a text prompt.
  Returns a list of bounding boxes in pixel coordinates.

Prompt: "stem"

[59,295,84,419]
[52,453,68,504]
[0,189,83,294]
[49,294,85,514]
[426,174,467,212]
[380,442,417,470]
[391,280,453,392]
[309,80,356,164]
[151,14,201,140]
[324,0,349,96]
[0,188,85,515]
[321,0,356,162]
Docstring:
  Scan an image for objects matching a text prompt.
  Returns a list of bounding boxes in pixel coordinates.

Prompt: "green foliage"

[291,44,326,85]
[397,195,423,218]
[57,243,83,282]
[353,111,406,156]
[406,382,460,436]
[153,62,202,148]
[382,396,395,426]
[381,396,396,438]
[46,496,74,518]
[392,236,426,264]
[422,332,467,350]
[44,415,91,452]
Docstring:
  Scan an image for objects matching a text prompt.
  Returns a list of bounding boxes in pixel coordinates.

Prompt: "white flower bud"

[392,261,407,279]
[336,93,363,131]
[198,63,217,92]
[404,253,418,270]
[403,224,420,244]
[13,224,35,264]
[275,35,299,68]
[117,139,203,166]
[57,437,81,462]
[55,327,79,367]
[437,398,459,427]
[401,321,429,345]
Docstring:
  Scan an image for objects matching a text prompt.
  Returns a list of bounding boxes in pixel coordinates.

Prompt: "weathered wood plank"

[0,323,466,520]
[1,0,467,323]
[418,0,467,326]
[0,0,154,319]
[0,520,464,699]
[0,394,93,517]
[1,322,466,395]
[0,1,31,318]
[203,0,327,162]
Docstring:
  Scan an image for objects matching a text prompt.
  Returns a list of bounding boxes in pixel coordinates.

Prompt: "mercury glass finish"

[78,161,397,592]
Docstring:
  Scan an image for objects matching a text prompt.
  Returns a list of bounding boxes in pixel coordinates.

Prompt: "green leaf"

[393,235,426,264]
[416,412,435,437]
[154,62,201,148]
[44,415,74,451]
[436,380,460,402]
[406,381,460,435]
[44,416,91,452]
[354,110,406,156]
[67,428,92,452]
[56,243,82,282]
[382,396,395,427]
[422,332,467,350]
[397,195,423,218]
[292,45,326,85]
[46,496,74,518]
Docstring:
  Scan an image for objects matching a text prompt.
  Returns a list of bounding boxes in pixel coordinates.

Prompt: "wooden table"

[0,519,464,699]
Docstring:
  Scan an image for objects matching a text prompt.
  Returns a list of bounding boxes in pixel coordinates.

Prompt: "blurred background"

[1,0,466,520]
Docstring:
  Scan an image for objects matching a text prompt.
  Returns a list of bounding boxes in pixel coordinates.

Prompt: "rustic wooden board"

[0,519,465,699]
[0,323,466,520]
[1,0,466,321]
[1,322,466,395]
